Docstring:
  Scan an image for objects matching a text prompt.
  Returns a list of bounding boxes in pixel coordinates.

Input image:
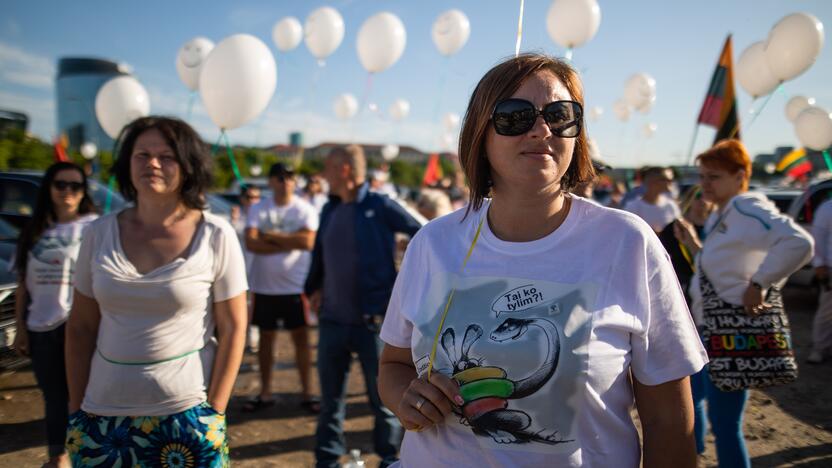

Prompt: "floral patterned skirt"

[65,402,228,467]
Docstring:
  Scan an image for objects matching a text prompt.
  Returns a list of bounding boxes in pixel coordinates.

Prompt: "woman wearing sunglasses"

[65,117,248,466]
[378,54,707,467]
[13,161,98,467]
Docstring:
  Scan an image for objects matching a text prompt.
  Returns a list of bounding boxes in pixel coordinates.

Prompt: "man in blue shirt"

[306,145,423,468]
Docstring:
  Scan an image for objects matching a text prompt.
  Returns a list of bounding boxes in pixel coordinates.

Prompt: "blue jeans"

[690,368,750,468]
[315,320,401,468]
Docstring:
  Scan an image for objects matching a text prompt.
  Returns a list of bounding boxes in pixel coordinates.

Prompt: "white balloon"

[357,12,407,73]
[305,7,345,61]
[440,133,456,152]
[80,142,97,160]
[95,76,151,139]
[795,106,832,151]
[612,99,630,122]
[432,10,471,56]
[333,93,358,120]
[786,95,816,122]
[250,164,263,177]
[175,37,215,91]
[636,96,655,114]
[273,17,303,52]
[546,0,602,49]
[442,112,460,131]
[381,144,400,161]
[588,106,603,121]
[389,99,410,121]
[765,12,825,82]
[736,41,779,98]
[199,34,277,130]
[642,123,658,138]
[623,73,656,110]
[588,138,601,160]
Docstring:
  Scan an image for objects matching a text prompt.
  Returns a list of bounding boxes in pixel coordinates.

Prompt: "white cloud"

[0,41,55,90]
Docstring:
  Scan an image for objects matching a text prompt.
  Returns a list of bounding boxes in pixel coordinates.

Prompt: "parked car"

[0,218,18,263]
[0,171,127,229]
[0,258,24,370]
[780,178,832,287]
[760,187,803,215]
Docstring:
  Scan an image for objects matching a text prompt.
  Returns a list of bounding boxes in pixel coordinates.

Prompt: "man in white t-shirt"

[624,166,681,232]
[810,198,832,364]
[244,163,320,412]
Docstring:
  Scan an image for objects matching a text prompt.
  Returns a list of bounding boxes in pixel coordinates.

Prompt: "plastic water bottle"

[342,449,365,467]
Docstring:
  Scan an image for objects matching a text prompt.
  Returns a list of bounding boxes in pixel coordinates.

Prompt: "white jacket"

[690,192,814,324]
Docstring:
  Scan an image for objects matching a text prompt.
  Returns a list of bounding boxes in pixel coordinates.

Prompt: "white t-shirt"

[74,211,248,416]
[246,196,319,295]
[380,197,707,468]
[624,195,681,232]
[24,214,97,332]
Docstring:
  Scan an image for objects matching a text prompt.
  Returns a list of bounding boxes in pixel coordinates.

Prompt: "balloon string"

[515,0,525,57]
[823,150,832,172]
[564,48,573,61]
[359,72,374,115]
[221,131,246,188]
[741,85,780,137]
[105,175,116,214]
[186,91,196,122]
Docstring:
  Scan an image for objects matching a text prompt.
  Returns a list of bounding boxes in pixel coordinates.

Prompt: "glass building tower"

[56,57,128,151]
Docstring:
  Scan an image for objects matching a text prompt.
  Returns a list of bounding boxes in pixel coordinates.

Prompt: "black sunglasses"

[491,98,583,137]
[52,180,84,192]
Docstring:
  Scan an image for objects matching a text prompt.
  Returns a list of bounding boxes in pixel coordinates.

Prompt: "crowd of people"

[9,52,830,468]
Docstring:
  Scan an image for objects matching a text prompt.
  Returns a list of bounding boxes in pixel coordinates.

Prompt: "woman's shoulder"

[729,192,780,226]
[571,196,656,239]
[202,211,237,237]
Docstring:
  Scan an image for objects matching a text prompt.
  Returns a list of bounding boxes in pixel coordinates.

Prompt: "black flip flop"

[242,396,276,413]
[300,399,321,414]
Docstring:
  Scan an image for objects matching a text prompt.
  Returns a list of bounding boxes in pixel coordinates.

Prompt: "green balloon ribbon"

[212,130,246,189]
[105,175,116,214]
[823,150,832,172]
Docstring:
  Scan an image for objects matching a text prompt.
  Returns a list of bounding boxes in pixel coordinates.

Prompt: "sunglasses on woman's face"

[52,180,84,192]
[491,98,583,137]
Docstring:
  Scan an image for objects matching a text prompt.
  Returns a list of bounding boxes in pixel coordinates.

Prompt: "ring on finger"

[415,396,427,411]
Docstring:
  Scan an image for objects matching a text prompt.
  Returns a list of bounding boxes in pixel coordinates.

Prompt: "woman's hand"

[742,283,769,315]
[673,219,702,255]
[12,328,29,357]
[397,374,464,431]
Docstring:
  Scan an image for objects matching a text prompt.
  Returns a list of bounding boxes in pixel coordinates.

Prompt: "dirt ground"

[1,286,830,467]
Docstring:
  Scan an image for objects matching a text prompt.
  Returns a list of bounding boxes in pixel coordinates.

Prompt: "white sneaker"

[807,350,824,364]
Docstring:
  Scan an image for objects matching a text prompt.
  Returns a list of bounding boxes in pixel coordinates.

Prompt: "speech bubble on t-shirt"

[491,284,545,316]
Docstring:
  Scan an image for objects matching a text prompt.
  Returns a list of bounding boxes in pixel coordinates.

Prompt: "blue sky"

[2,0,831,167]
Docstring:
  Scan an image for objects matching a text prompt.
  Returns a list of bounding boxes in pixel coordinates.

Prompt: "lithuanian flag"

[777,148,812,178]
[697,35,741,143]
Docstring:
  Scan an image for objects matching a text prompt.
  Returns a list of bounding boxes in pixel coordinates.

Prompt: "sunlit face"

[50,168,84,215]
[484,70,577,194]
[699,164,745,206]
[269,173,296,199]
[241,187,261,208]
[130,128,182,199]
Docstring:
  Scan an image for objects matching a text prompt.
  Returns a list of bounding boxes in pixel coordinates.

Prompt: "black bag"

[699,271,798,392]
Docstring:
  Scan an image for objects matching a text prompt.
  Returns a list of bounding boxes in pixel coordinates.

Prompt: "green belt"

[97,347,203,366]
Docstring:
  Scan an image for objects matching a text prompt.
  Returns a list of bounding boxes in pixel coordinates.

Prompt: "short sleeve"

[212,220,249,302]
[245,202,262,230]
[630,233,708,385]
[380,235,423,348]
[301,203,320,231]
[73,221,98,298]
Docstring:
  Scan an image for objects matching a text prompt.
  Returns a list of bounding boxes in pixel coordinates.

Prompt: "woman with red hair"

[675,139,813,467]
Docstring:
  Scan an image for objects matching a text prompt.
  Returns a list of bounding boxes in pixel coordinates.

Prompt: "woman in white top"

[65,116,248,467]
[13,161,97,468]
[377,54,707,468]
[675,139,812,468]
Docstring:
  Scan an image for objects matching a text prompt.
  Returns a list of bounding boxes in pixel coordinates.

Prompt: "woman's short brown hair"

[695,139,752,191]
[458,53,594,213]
[112,116,212,209]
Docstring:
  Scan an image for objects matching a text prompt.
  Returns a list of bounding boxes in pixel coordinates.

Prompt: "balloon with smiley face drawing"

[176,36,215,91]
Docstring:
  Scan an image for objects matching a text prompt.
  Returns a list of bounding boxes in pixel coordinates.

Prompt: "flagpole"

[686,124,701,165]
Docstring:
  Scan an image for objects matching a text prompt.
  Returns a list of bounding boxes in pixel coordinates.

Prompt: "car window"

[797,187,832,224]
[207,194,232,216]
[0,179,38,216]
[0,218,18,240]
